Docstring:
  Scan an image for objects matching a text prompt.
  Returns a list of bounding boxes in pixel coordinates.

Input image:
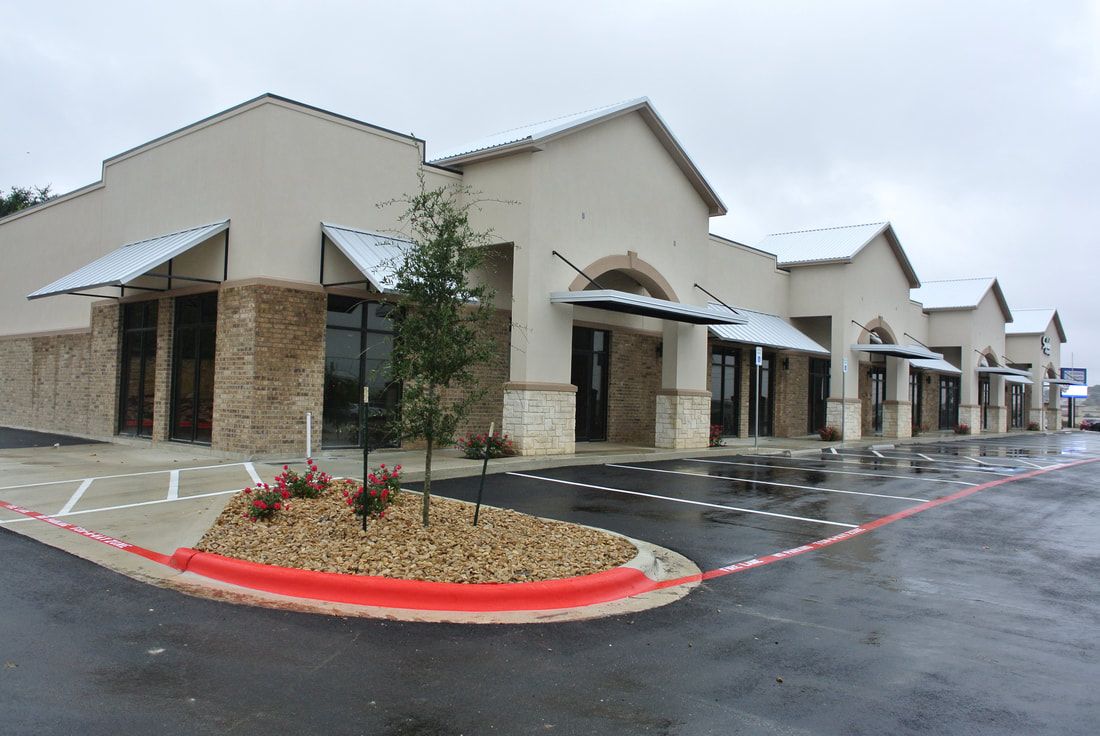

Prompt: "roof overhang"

[1005,375,1034,385]
[431,99,727,217]
[1042,378,1079,385]
[850,343,941,360]
[27,220,229,300]
[321,223,412,293]
[707,305,828,355]
[977,365,1033,378]
[909,357,962,375]
[551,290,745,325]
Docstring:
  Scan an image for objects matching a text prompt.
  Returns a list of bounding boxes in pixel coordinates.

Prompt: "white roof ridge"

[766,221,886,237]
[478,97,648,140]
[920,276,995,284]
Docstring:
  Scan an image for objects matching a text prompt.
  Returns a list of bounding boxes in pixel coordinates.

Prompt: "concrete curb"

[167,542,679,613]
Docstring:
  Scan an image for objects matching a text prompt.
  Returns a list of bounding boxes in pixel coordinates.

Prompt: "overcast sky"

[3,0,1097,375]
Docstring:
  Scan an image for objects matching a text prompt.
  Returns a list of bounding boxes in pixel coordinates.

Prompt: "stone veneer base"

[503,384,577,456]
[654,391,710,449]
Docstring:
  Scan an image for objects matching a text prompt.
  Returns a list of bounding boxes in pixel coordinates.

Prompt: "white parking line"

[167,470,180,500]
[0,462,253,492]
[57,478,94,516]
[606,464,929,502]
[686,458,977,486]
[871,449,885,458]
[894,450,1050,470]
[244,462,263,486]
[506,472,858,528]
[826,452,1015,475]
[0,488,242,525]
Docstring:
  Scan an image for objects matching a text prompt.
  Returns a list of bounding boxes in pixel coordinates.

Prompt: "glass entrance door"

[710,348,740,437]
[748,351,775,437]
[572,327,610,442]
[171,292,217,444]
[1010,384,1025,428]
[322,295,401,450]
[910,372,923,432]
[870,366,887,434]
[118,301,158,437]
[808,358,830,434]
[979,375,991,430]
[939,376,960,430]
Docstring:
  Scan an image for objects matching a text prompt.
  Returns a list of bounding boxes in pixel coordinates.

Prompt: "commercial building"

[0,94,1072,457]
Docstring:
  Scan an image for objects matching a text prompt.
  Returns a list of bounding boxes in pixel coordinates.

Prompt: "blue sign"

[1060,367,1087,385]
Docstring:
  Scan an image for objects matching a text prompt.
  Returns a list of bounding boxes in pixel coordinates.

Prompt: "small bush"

[241,482,291,522]
[344,464,402,521]
[1027,421,1040,431]
[818,426,841,441]
[709,424,725,447]
[274,458,333,499]
[954,423,971,435]
[457,432,515,459]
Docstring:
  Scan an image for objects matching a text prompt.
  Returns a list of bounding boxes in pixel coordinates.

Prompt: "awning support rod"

[69,292,120,300]
[551,250,605,290]
[851,320,883,343]
[903,332,931,349]
[693,283,738,315]
[143,273,222,284]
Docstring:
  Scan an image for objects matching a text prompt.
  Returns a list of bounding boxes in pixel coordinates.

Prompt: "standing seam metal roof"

[321,223,412,293]
[27,221,229,299]
[706,304,829,355]
[756,222,889,265]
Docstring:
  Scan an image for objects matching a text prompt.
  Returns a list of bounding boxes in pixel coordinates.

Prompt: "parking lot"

[2,431,1100,735]
[412,433,1098,579]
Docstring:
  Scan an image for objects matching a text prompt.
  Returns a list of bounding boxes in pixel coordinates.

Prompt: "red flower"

[370,489,378,497]
[243,488,252,494]
[273,503,282,511]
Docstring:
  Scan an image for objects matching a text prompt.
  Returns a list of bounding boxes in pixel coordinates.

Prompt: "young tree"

[385,176,498,527]
[1,185,53,217]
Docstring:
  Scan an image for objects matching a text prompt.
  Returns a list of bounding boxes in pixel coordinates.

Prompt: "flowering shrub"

[456,432,515,459]
[1027,421,1040,431]
[818,426,840,441]
[954,423,971,435]
[274,458,333,499]
[343,463,402,521]
[241,482,291,522]
[709,424,725,447]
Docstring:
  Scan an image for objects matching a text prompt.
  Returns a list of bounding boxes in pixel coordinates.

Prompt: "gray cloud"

[3,0,1096,373]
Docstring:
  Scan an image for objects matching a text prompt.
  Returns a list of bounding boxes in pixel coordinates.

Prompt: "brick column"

[87,302,121,437]
[211,283,326,456]
[152,296,175,442]
[826,398,861,440]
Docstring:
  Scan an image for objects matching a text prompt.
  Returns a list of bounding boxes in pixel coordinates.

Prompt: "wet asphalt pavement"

[2,433,1099,735]
[0,426,102,449]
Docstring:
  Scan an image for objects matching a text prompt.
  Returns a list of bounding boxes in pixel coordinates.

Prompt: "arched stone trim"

[1045,363,1058,379]
[567,251,679,302]
[858,316,897,345]
[978,347,999,366]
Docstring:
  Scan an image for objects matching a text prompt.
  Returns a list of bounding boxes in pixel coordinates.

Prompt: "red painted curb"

[168,547,660,612]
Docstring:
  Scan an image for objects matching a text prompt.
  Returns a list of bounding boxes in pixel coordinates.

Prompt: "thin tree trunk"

[422,434,433,527]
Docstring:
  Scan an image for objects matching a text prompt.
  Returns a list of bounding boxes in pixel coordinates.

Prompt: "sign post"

[473,422,494,526]
[754,347,763,449]
[841,357,849,442]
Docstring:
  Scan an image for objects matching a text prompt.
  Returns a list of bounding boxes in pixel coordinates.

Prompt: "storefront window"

[322,295,401,449]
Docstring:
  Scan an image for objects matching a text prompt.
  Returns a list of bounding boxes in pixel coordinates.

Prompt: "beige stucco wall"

[1007,318,1063,414]
[785,234,924,400]
[925,290,1008,408]
[0,97,461,338]
[463,110,715,392]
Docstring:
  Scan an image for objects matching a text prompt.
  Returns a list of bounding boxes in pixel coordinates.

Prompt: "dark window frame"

[117,301,158,438]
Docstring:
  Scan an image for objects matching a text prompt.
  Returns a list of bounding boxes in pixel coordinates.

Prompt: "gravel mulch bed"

[195,481,636,584]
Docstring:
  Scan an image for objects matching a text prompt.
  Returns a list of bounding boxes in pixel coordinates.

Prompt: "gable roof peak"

[429,97,726,216]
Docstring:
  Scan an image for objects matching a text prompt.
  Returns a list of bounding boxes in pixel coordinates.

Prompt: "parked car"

[1081,418,1100,432]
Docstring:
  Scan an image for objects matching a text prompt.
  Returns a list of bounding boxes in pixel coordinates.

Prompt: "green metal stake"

[473,422,494,526]
[362,386,369,532]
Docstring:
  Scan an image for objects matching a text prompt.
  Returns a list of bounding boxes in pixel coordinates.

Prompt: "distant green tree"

[384,175,498,527]
[0,185,54,217]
